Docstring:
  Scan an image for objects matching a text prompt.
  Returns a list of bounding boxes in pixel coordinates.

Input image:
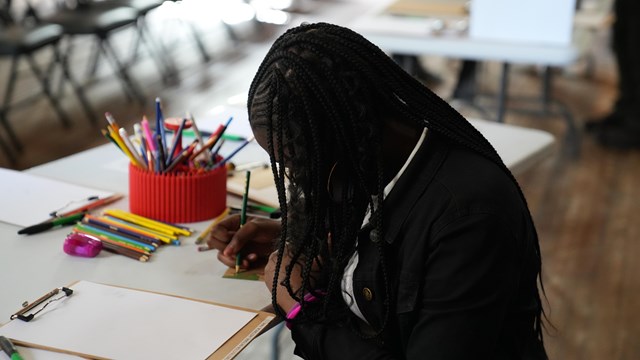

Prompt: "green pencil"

[236,170,251,274]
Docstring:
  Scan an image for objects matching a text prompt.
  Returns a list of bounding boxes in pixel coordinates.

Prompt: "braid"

[248,22,545,342]
[267,74,289,319]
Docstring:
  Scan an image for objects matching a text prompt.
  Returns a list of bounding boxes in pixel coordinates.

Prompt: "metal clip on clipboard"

[10,287,73,322]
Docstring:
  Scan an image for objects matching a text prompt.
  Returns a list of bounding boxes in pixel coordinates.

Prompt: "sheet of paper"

[200,105,253,139]
[469,0,576,46]
[0,281,257,360]
[0,168,114,227]
[227,166,279,208]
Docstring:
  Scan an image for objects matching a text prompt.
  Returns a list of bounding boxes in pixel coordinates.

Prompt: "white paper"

[0,281,257,360]
[469,0,576,46]
[200,105,253,139]
[0,168,114,227]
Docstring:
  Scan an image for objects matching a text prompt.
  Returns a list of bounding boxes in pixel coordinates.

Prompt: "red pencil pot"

[128,164,227,223]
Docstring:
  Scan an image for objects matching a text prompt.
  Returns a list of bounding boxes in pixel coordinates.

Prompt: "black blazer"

[291,131,547,359]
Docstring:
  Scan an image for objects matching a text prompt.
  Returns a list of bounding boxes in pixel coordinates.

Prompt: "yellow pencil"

[105,211,179,237]
[105,209,192,236]
[95,214,177,244]
[108,127,141,168]
[195,208,230,245]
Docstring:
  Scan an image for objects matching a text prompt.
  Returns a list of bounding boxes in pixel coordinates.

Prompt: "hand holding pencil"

[204,208,281,271]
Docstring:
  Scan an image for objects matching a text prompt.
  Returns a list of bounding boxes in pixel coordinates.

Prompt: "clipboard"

[0,281,275,360]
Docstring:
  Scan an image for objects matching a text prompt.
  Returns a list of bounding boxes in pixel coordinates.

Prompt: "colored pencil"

[72,228,151,256]
[101,215,178,244]
[195,207,231,245]
[101,241,150,262]
[236,170,251,274]
[104,209,191,237]
[57,194,124,218]
[74,223,156,253]
[83,215,163,246]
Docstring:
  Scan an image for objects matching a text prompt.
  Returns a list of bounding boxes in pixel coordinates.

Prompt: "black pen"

[18,212,86,235]
[0,336,24,360]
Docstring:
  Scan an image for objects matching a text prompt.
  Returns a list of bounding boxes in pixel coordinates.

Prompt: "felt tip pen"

[229,207,281,219]
[221,133,246,141]
[17,212,86,235]
[0,336,24,360]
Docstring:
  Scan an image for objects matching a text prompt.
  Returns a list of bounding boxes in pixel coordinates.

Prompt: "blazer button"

[362,287,373,301]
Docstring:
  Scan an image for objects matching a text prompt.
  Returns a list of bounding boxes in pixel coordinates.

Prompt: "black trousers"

[612,0,640,120]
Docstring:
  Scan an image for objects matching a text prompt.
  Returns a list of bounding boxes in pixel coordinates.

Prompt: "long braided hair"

[247,22,545,342]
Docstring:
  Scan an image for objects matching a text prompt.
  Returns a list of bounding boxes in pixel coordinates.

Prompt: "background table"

[348,0,580,154]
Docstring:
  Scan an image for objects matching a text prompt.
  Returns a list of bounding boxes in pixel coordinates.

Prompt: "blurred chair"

[0,0,96,152]
[88,0,180,83]
[26,0,147,104]
[0,130,15,164]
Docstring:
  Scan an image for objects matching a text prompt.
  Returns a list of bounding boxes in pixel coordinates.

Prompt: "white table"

[0,140,273,321]
[0,118,554,315]
[347,2,580,154]
[0,119,554,358]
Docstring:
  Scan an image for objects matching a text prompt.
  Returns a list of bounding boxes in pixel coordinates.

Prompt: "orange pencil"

[164,140,199,173]
[57,194,124,218]
[189,125,223,161]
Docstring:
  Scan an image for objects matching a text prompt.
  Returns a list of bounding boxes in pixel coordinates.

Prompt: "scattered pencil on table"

[196,207,231,246]
[70,209,192,262]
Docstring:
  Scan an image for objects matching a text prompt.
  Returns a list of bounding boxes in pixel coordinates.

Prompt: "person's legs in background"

[588,0,640,148]
[391,54,442,86]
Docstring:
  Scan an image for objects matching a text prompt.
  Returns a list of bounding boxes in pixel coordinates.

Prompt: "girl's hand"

[207,214,281,269]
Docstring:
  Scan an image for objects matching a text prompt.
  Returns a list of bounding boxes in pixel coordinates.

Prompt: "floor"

[1,0,639,359]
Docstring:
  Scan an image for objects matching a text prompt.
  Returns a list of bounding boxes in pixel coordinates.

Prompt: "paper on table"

[469,0,576,46]
[227,166,279,209]
[0,168,114,227]
[201,105,253,139]
[0,281,258,360]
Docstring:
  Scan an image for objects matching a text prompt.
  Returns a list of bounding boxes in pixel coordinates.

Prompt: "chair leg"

[53,43,99,124]
[1,56,24,151]
[0,131,16,165]
[100,36,146,104]
[55,37,74,98]
[85,37,102,79]
[127,21,144,64]
[188,22,211,63]
[25,53,72,129]
[137,18,179,83]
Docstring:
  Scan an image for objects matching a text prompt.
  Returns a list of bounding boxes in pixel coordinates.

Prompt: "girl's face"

[249,111,292,169]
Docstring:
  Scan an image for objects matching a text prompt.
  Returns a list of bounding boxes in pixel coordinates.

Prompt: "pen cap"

[128,163,227,223]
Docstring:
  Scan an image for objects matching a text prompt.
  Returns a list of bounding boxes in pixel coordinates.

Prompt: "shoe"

[595,121,640,149]
[584,112,624,133]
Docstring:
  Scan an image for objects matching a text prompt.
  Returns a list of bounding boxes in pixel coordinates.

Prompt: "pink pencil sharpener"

[63,233,103,258]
